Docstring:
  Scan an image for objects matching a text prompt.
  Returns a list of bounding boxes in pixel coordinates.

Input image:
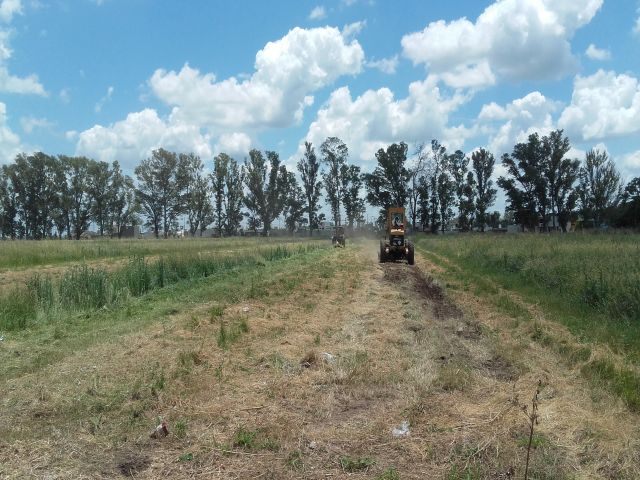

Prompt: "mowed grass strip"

[0,236,321,269]
[0,242,324,332]
[0,241,348,478]
[0,241,330,382]
[414,233,640,412]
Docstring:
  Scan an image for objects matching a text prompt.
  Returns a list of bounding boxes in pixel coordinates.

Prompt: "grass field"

[0,236,317,269]
[0,235,638,479]
[414,232,640,411]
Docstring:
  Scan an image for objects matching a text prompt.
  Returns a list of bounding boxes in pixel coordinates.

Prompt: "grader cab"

[331,226,346,247]
[379,207,414,265]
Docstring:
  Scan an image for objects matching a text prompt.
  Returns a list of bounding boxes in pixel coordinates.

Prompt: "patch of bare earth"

[0,242,638,479]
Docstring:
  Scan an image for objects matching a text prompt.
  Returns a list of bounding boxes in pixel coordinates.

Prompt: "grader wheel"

[407,242,415,265]
[379,242,387,263]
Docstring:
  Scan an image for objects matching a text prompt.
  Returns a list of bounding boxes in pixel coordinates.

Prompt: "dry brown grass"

[0,241,638,479]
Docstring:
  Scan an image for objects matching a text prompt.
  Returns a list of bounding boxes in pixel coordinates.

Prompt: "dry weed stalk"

[523,381,541,480]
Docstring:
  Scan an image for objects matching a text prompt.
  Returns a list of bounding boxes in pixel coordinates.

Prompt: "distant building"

[119,225,140,238]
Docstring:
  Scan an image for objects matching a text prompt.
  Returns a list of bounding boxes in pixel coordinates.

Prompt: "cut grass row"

[0,240,346,478]
[0,236,321,269]
[0,242,329,382]
[414,233,640,412]
[0,243,322,332]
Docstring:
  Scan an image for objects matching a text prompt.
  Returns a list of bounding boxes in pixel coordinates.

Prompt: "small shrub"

[234,428,257,449]
[217,317,249,349]
[260,437,280,451]
[286,450,304,470]
[339,456,375,472]
[262,245,291,262]
[185,315,199,331]
[177,350,203,372]
[581,359,640,412]
[238,317,249,333]
[28,274,54,312]
[435,363,471,392]
[120,255,151,297]
[174,419,188,439]
[59,265,110,309]
[0,288,36,331]
[377,467,400,480]
[149,364,166,396]
[210,305,225,320]
[217,321,229,349]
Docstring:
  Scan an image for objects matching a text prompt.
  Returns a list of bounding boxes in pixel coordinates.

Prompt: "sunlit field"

[415,232,640,411]
[0,235,319,269]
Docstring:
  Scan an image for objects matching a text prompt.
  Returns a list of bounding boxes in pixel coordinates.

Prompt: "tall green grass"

[0,243,325,332]
[415,232,640,410]
[0,237,321,269]
[415,233,640,346]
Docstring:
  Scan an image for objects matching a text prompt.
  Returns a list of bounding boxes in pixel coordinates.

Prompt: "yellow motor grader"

[379,207,414,265]
[331,226,346,247]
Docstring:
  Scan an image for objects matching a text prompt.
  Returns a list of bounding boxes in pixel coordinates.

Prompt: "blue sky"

[2,0,640,194]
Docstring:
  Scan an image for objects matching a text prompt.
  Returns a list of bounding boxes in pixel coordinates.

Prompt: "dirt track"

[1,243,638,479]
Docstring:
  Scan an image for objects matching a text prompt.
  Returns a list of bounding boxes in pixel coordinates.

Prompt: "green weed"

[377,467,400,479]
[581,359,640,412]
[286,450,304,470]
[339,456,375,472]
[174,419,188,439]
[233,428,257,449]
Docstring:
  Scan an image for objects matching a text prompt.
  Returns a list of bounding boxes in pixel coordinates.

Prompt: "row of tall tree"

[1,130,638,239]
[361,140,498,233]
[0,137,365,239]
[0,153,137,240]
[497,130,638,231]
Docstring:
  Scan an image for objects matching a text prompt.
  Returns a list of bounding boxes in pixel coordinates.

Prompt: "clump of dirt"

[482,355,519,381]
[456,320,483,340]
[405,322,424,333]
[335,398,373,420]
[382,264,409,287]
[116,454,150,476]
[300,350,319,368]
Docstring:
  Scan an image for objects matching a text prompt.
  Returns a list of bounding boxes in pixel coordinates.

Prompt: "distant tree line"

[497,130,638,231]
[0,130,638,239]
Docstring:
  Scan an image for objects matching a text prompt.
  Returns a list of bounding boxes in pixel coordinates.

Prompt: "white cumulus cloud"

[621,150,640,169]
[300,76,471,164]
[558,70,640,141]
[0,101,22,163]
[76,26,365,166]
[585,43,610,61]
[401,0,603,88]
[94,85,114,113]
[0,19,46,95]
[367,55,399,74]
[308,6,326,20]
[0,66,46,95]
[341,20,365,40]
[214,132,252,158]
[75,109,213,168]
[149,26,363,130]
[59,87,71,103]
[0,0,22,23]
[478,91,560,155]
[20,116,53,133]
